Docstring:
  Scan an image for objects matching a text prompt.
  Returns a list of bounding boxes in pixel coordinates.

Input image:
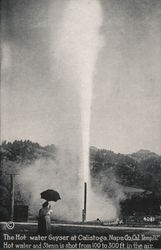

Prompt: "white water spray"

[50,0,103,179]
[48,0,117,221]
[59,0,104,183]
[16,0,120,222]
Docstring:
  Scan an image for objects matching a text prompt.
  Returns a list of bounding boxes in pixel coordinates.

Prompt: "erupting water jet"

[49,0,104,221]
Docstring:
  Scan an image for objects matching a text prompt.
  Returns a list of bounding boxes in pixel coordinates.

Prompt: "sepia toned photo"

[0,0,161,249]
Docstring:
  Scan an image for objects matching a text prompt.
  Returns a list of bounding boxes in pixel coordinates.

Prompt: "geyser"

[19,0,119,222]
[49,0,105,221]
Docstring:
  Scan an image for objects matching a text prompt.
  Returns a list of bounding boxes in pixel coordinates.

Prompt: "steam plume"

[18,0,104,221]
[18,0,122,221]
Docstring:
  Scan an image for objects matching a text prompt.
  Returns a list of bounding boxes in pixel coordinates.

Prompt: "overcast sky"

[1,0,161,154]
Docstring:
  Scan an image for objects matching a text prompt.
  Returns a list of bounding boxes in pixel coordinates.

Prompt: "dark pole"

[84,182,87,218]
[82,182,87,222]
[6,173,19,221]
[10,174,15,221]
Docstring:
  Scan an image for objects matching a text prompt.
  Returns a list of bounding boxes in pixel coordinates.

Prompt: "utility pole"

[7,174,18,221]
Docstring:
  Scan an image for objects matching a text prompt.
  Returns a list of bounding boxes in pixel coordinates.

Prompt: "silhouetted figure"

[38,201,53,235]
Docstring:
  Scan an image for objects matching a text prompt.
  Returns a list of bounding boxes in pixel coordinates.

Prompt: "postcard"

[0,0,161,249]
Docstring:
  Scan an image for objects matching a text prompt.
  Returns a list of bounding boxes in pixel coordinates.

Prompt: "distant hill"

[1,141,161,196]
[90,146,161,197]
[0,140,56,163]
[0,140,57,208]
[129,149,159,162]
[1,141,161,217]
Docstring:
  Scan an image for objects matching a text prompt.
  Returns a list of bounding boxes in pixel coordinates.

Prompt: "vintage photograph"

[0,0,161,249]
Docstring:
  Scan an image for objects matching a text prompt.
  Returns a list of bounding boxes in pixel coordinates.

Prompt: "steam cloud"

[18,155,81,221]
[88,172,125,221]
[18,0,123,221]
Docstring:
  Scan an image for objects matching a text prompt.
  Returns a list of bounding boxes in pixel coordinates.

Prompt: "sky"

[1,0,161,154]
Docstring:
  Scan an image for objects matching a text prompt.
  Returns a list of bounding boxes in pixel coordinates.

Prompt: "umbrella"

[40,189,61,202]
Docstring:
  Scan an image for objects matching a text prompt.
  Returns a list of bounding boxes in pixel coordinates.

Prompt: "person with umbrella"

[38,201,53,235]
[38,189,60,235]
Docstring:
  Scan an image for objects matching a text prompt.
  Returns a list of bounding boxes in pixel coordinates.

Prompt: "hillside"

[1,140,161,218]
[90,146,161,197]
[1,141,161,193]
[1,141,161,197]
[129,149,159,162]
[0,140,57,211]
[0,140,56,163]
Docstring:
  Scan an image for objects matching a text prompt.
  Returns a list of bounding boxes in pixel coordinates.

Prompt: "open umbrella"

[40,189,61,202]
